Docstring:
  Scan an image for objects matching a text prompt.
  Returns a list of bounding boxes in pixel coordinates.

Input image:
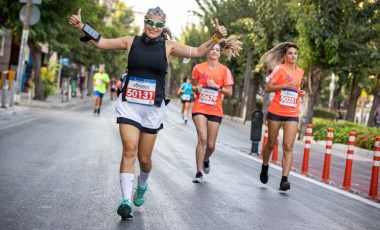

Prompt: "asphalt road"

[0,99,379,230]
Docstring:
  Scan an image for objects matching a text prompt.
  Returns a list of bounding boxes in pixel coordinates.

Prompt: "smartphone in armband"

[82,24,102,42]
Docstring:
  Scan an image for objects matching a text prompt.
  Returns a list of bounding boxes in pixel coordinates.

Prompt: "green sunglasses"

[145,19,165,28]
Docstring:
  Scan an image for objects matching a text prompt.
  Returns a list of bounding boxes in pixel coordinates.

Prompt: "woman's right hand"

[69,9,83,30]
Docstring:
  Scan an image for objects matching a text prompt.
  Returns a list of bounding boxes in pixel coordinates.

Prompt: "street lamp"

[11,0,41,106]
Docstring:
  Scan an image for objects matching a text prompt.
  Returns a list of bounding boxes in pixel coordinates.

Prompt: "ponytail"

[219,37,243,61]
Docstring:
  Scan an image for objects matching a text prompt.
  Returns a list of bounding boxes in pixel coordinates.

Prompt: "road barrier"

[368,137,380,200]
[301,124,313,175]
[342,132,356,190]
[322,128,334,183]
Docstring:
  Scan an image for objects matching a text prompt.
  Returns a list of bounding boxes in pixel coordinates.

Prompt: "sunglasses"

[145,19,165,28]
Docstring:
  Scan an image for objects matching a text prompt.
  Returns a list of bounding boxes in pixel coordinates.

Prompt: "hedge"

[312,118,380,150]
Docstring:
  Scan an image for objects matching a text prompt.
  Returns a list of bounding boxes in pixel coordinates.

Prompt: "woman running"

[259,42,305,191]
[191,39,242,183]
[177,76,194,124]
[70,7,229,219]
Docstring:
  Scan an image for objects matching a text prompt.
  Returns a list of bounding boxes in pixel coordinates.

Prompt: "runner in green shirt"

[93,64,110,114]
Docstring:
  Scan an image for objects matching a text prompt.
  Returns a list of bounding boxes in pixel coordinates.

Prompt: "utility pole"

[11,0,31,106]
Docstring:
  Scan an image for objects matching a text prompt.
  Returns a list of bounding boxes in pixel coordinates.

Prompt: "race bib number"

[125,77,156,105]
[279,89,298,107]
[96,79,103,85]
[181,94,191,101]
[198,87,218,105]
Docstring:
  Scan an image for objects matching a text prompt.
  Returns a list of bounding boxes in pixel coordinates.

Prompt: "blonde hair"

[219,37,243,61]
[260,42,299,70]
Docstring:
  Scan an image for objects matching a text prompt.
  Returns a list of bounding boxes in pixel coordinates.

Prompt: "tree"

[0,0,106,100]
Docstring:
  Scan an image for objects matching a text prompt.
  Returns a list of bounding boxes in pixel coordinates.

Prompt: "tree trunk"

[240,50,252,122]
[248,71,260,119]
[30,43,44,100]
[345,75,361,122]
[367,75,380,127]
[298,65,323,140]
[314,77,323,107]
[332,81,342,112]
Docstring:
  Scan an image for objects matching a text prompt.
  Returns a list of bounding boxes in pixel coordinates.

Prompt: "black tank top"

[123,35,168,107]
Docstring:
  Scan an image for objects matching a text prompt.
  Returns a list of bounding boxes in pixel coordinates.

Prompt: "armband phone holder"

[80,24,102,42]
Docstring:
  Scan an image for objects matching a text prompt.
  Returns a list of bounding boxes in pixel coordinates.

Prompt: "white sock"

[120,173,135,201]
[138,171,150,187]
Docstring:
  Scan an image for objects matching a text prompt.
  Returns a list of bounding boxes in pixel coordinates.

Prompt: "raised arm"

[69,9,132,50]
[167,19,227,59]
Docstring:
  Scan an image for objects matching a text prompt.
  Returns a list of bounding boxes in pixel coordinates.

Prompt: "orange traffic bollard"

[271,135,279,163]
[301,124,313,175]
[368,137,380,200]
[260,126,268,158]
[342,132,356,190]
[321,128,334,183]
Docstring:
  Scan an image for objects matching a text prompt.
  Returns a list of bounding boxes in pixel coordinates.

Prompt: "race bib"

[125,77,156,105]
[198,87,218,105]
[181,94,191,101]
[279,89,298,107]
[96,79,103,85]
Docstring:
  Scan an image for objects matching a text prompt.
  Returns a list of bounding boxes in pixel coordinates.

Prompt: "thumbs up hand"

[214,18,227,39]
[69,9,83,29]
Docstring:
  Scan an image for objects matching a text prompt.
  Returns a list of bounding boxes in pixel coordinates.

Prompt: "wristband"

[80,34,92,42]
[212,35,221,43]
[81,23,102,42]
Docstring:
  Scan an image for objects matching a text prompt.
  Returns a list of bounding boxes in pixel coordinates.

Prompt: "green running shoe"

[133,183,148,207]
[117,199,133,219]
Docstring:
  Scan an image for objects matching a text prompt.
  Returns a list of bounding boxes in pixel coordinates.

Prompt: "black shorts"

[192,113,222,124]
[181,99,192,103]
[267,111,299,122]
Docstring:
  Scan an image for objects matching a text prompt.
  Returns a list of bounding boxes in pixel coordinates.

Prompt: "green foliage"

[43,82,55,98]
[313,118,380,150]
[41,62,59,98]
[222,98,238,116]
[313,107,337,120]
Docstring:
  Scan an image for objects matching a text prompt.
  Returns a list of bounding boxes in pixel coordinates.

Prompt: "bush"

[313,107,337,120]
[313,118,380,150]
[43,82,55,98]
[222,98,238,116]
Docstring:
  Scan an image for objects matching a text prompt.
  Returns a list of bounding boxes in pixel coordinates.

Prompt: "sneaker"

[93,108,97,114]
[117,199,133,219]
[260,172,269,184]
[260,165,269,184]
[279,180,291,191]
[203,161,210,174]
[192,172,203,183]
[97,107,100,114]
[133,183,148,207]
[184,118,188,124]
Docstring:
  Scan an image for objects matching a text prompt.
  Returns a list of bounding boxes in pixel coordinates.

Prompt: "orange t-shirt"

[267,64,304,117]
[192,62,234,117]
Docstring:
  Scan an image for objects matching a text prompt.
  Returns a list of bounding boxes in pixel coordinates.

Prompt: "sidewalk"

[0,91,92,117]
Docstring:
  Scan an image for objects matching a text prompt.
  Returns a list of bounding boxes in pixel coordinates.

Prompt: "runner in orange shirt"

[191,39,242,183]
[259,42,305,191]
